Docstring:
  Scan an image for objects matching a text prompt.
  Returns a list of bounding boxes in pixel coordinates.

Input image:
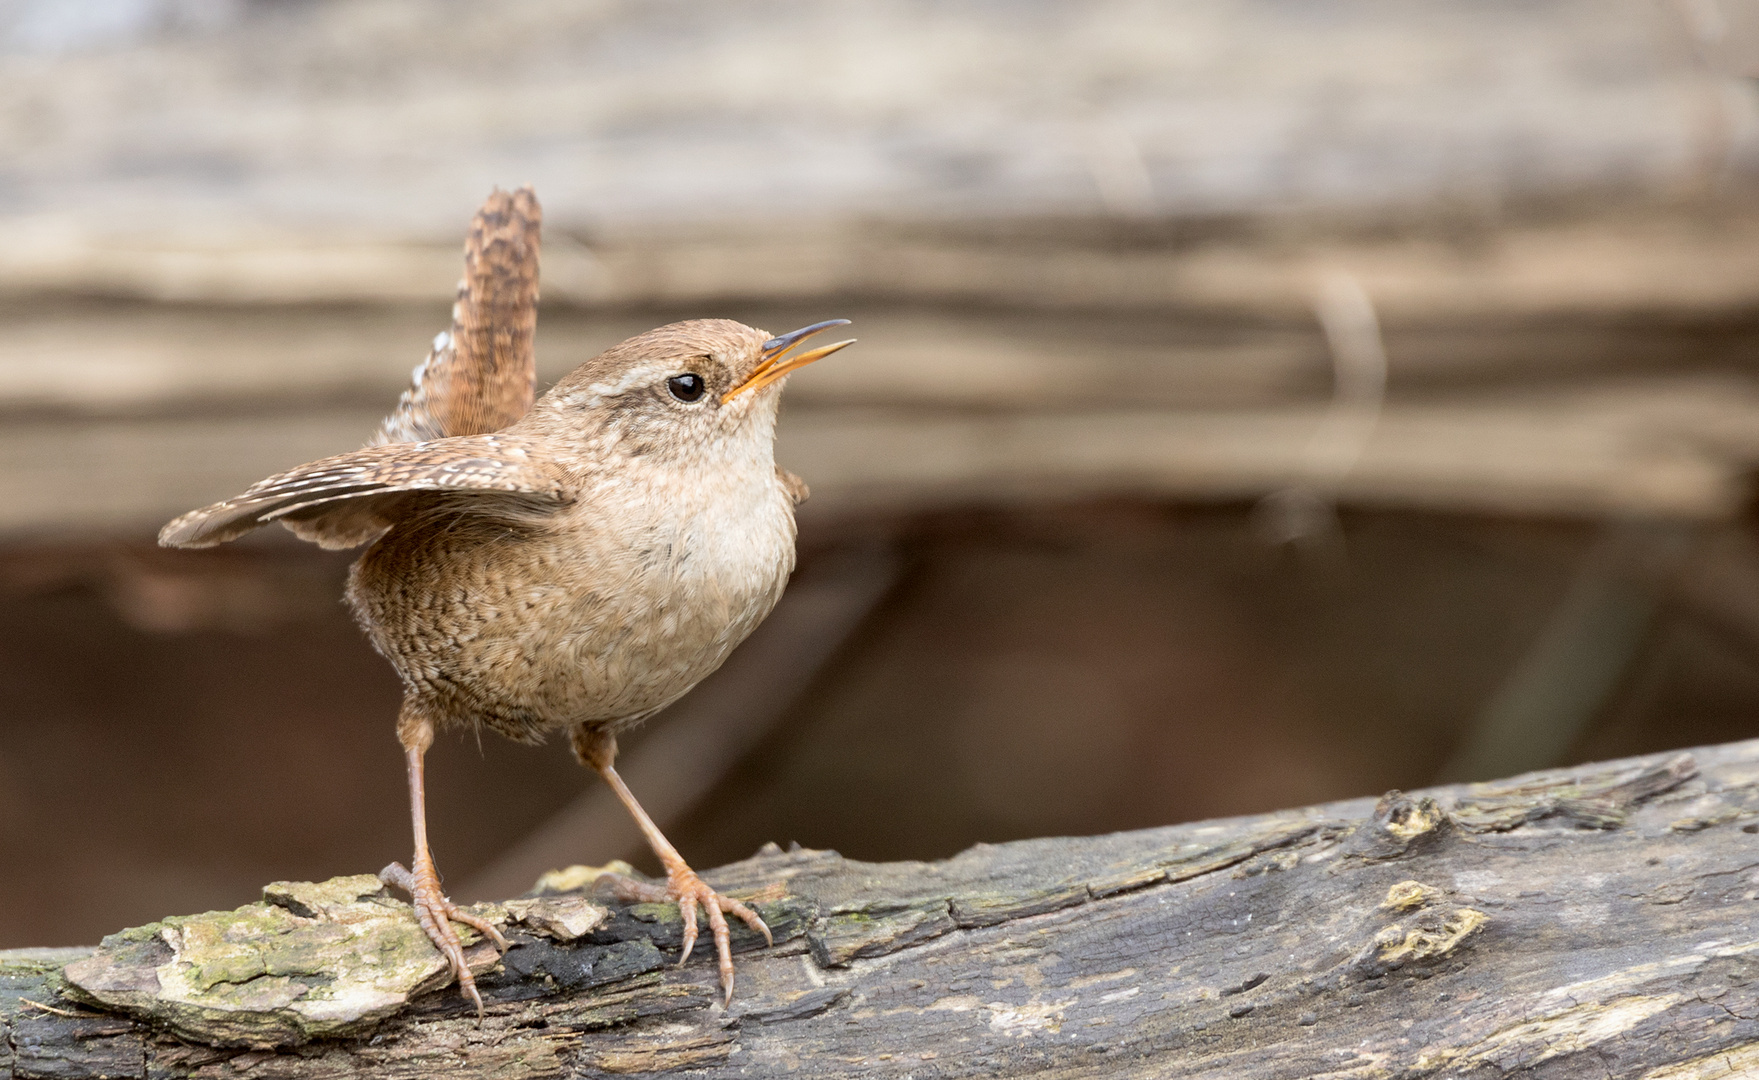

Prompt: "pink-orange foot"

[597,865,772,1005]
[381,859,509,1015]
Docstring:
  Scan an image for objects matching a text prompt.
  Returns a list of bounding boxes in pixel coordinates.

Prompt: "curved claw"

[380,860,507,1017]
[594,866,774,1006]
[670,867,772,1006]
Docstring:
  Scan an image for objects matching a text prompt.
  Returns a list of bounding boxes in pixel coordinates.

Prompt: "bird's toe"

[383,859,496,1015]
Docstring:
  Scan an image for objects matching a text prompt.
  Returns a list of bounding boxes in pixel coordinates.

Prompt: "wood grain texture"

[5,740,1759,1077]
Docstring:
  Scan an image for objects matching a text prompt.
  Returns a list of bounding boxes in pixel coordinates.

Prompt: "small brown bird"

[159,187,853,1011]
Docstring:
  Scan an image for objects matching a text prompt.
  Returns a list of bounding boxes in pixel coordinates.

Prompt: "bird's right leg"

[571,724,771,1005]
[378,700,508,1015]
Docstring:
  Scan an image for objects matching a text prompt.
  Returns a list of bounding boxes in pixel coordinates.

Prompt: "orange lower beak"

[724,320,856,402]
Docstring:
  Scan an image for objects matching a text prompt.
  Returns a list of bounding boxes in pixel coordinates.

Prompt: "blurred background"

[5,0,1759,948]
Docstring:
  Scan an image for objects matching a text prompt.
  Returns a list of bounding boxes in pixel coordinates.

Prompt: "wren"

[160,186,853,1011]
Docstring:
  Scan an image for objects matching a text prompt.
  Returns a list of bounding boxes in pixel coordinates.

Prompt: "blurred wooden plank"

[6,299,1758,417]
[0,302,1325,414]
[0,1,1755,313]
[780,378,1759,522]
[0,0,1748,240]
[0,409,381,537]
[6,203,1759,317]
[6,378,1758,538]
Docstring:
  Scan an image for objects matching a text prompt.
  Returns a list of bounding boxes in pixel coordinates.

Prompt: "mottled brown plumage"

[376,185,540,445]
[159,188,854,1012]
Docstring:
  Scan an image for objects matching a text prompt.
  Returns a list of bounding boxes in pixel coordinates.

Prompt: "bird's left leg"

[571,724,771,1005]
[379,701,509,1014]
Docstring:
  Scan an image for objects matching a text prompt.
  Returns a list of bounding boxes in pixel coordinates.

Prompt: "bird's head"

[524,318,854,471]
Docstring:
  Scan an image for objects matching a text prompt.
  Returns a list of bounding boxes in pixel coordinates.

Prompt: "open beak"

[723,319,856,402]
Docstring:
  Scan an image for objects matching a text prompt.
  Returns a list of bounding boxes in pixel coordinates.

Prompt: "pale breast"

[347,475,797,740]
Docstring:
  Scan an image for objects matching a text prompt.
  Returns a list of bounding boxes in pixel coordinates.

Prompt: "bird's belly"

[349,498,795,740]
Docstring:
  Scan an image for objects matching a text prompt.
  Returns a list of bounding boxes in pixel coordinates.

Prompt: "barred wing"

[158,435,569,550]
[375,186,541,444]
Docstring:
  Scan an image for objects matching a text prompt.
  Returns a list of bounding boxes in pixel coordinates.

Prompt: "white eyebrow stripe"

[586,367,661,399]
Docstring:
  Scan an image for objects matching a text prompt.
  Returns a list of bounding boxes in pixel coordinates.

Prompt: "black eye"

[667,373,706,403]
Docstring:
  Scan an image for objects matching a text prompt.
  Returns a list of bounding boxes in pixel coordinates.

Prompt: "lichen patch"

[1380,880,1443,911]
[1377,908,1487,963]
[62,874,506,1047]
[533,860,638,894]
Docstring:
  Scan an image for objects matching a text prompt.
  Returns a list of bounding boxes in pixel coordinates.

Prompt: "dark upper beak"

[761,319,851,356]
[724,319,856,402]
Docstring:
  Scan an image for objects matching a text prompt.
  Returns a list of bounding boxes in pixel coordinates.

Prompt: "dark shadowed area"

[7,499,1759,946]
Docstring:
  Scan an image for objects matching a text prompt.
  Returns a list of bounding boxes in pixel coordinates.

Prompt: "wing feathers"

[161,188,555,552]
[159,436,568,549]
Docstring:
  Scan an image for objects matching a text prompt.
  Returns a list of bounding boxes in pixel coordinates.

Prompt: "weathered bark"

[5,741,1758,1079]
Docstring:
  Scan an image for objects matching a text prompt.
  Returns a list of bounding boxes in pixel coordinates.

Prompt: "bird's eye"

[667,374,706,403]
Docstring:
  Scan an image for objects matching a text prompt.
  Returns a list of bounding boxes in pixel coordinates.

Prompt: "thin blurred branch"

[1436,522,1693,783]
[1670,0,1748,188]
[1084,116,1157,217]
[1256,270,1387,550]
[1306,271,1389,485]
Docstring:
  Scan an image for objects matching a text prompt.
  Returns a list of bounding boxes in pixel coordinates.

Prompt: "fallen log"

[3,740,1758,1078]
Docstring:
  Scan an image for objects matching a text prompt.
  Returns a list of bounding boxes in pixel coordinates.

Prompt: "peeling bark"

[5,742,1759,1078]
